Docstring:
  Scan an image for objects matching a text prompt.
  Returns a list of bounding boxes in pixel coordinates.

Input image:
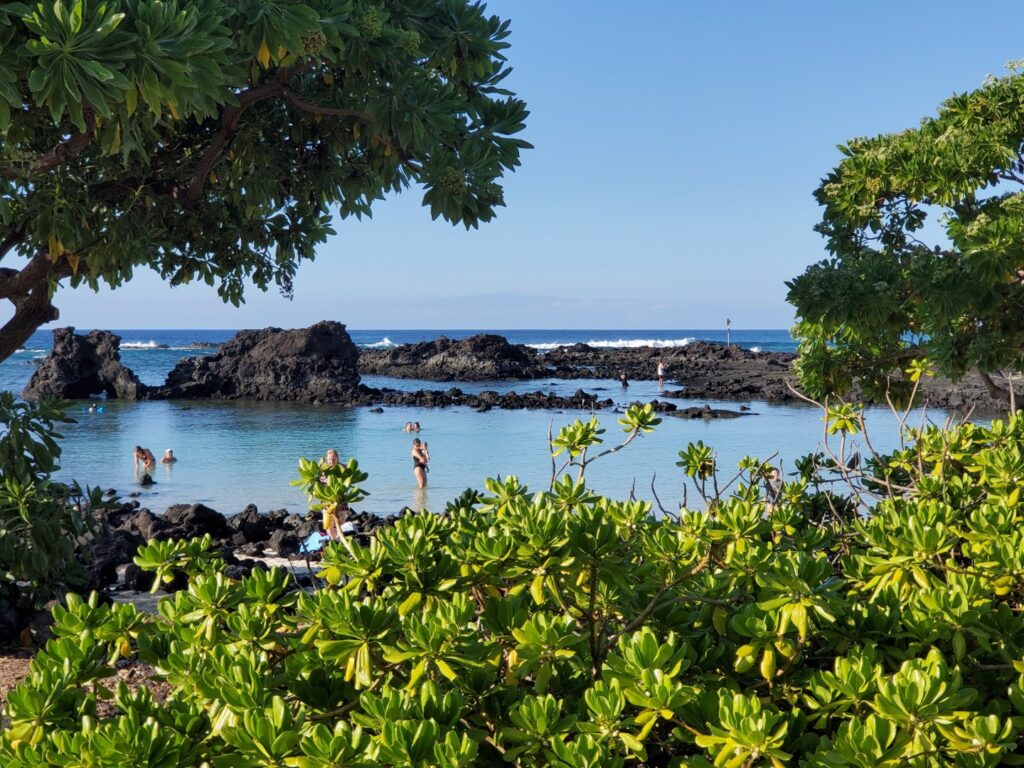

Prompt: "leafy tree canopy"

[787,63,1024,406]
[0,0,529,361]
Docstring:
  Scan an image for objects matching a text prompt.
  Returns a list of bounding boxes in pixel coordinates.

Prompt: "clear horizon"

[12,0,1024,331]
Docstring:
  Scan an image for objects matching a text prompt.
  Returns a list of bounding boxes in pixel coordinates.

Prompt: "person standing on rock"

[411,438,430,488]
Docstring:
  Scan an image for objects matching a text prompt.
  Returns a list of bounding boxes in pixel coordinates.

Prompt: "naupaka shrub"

[4,406,1024,766]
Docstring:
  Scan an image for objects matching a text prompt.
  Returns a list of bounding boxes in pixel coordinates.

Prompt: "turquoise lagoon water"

[0,328,940,516]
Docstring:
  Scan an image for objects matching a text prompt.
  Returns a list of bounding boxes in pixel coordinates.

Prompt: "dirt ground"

[0,651,32,704]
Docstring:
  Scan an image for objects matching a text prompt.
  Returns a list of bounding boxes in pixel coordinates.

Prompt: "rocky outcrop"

[154,321,360,403]
[85,499,412,593]
[666,404,751,419]
[22,327,145,400]
[367,386,614,412]
[543,341,798,398]
[23,326,1011,414]
[359,334,547,380]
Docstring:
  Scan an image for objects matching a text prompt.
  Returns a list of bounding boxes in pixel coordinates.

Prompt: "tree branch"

[282,91,371,121]
[0,279,60,364]
[1,107,95,180]
[0,249,75,364]
[0,225,25,262]
[978,370,1010,403]
[0,252,68,301]
[182,70,299,208]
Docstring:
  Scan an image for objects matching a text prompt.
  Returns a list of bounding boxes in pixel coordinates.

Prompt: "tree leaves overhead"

[787,64,1024,405]
[0,0,530,329]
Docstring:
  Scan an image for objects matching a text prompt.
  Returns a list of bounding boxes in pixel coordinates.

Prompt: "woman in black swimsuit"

[411,438,430,489]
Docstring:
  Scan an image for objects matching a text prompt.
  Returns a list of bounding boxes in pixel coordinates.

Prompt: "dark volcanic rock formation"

[368,386,613,412]
[24,325,1011,414]
[666,404,750,419]
[155,321,360,402]
[23,327,145,400]
[359,334,547,380]
[543,340,796,392]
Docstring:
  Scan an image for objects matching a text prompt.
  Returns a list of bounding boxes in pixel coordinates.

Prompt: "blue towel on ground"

[301,532,330,554]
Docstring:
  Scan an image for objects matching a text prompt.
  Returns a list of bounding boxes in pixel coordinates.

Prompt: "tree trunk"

[0,286,59,365]
[978,370,1013,407]
[0,251,67,369]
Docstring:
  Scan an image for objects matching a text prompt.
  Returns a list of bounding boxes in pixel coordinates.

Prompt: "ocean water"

[0,328,939,517]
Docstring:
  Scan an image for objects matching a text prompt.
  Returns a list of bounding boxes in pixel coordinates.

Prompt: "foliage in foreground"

[0,393,101,630]
[5,408,1024,765]
[0,0,529,361]
[787,61,1024,406]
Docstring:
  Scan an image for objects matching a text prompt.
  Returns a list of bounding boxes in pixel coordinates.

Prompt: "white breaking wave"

[365,336,397,349]
[528,337,697,351]
[121,341,169,350]
[750,346,762,353]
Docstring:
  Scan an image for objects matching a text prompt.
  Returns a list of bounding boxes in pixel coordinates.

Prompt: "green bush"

[0,393,102,636]
[4,405,1024,765]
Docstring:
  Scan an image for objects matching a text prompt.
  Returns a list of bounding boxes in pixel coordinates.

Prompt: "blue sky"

[38,0,1024,329]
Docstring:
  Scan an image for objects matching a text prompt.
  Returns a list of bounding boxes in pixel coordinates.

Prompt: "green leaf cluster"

[8,414,1024,764]
[788,64,1024,404]
[292,455,369,511]
[0,393,103,619]
[0,0,530,316]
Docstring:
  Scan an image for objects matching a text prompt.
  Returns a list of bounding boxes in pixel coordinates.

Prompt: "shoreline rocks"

[21,325,1012,414]
[23,328,145,400]
[153,321,361,402]
[360,334,547,380]
[90,500,404,591]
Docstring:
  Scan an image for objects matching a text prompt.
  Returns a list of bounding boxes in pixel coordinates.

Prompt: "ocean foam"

[750,346,762,353]
[121,341,169,350]
[365,336,397,349]
[528,337,697,351]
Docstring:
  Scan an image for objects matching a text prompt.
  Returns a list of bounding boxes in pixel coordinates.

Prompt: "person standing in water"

[657,360,666,387]
[411,438,430,489]
[133,446,156,472]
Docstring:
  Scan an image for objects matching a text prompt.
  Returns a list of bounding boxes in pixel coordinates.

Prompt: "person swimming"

[411,438,430,489]
[161,449,178,464]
